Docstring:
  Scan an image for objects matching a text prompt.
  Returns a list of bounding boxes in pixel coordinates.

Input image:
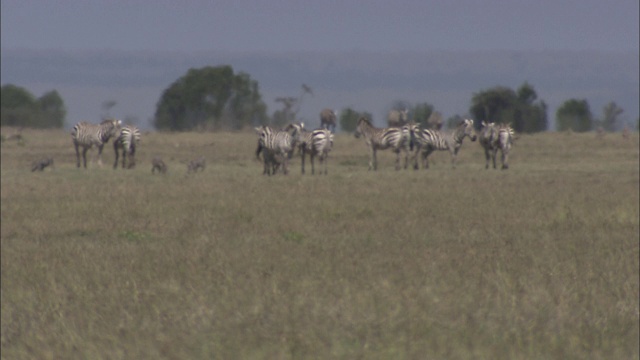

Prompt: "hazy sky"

[2,0,638,53]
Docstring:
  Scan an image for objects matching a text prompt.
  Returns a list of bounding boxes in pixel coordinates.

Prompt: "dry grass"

[1,127,639,359]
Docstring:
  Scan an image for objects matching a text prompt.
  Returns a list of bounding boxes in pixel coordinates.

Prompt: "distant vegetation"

[0,84,66,128]
[1,74,634,134]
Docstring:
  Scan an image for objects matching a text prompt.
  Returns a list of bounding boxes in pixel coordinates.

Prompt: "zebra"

[387,109,409,127]
[113,125,141,169]
[479,121,499,169]
[495,124,515,170]
[320,108,337,132]
[254,125,299,175]
[411,119,477,169]
[354,117,411,171]
[71,118,122,168]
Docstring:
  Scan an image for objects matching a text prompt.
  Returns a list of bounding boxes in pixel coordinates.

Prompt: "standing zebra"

[320,108,337,132]
[283,122,333,175]
[71,119,122,168]
[411,119,477,169]
[113,125,141,169]
[479,121,499,169]
[354,117,411,171]
[254,125,299,175]
[495,124,515,170]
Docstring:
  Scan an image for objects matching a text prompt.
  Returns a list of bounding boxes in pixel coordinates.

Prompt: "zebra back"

[117,125,141,154]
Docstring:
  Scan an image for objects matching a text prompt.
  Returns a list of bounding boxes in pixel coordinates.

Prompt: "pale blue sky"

[2,0,638,53]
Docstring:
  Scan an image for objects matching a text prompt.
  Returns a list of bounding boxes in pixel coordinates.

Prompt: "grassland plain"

[1,127,639,359]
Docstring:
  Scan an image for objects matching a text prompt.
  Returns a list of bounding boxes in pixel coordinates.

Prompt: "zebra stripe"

[71,119,121,168]
[411,119,477,169]
[255,125,298,175]
[113,125,141,169]
[307,128,333,175]
[496,124,515,170]
[355,117,411,171]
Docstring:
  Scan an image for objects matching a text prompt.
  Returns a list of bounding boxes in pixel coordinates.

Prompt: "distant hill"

[1,48,638,130]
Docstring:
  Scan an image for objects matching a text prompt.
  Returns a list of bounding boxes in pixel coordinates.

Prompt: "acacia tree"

[556,99,593,132]
[153,65,267,131]
[470,82,547,133]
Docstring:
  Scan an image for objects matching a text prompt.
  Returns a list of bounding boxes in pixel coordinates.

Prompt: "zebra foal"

[411,119,477,169]
[354,117,411,171]
[71,119,121,168]
[113,125,141,169]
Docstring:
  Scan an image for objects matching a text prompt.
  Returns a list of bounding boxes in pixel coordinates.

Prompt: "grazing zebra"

[495,124,515,170]
[387,109,409,127]
[113,125,141,169]
[71,119,122,168]
[354,117,411,171]
[151,157,167,174]
[320,108,337,132]
[479,121,499,169]
[411,119,477,169]
[254,125,299,175]
[31,157,54,172]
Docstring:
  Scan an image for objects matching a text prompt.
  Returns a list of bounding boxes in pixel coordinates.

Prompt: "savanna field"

[1,127,638,359]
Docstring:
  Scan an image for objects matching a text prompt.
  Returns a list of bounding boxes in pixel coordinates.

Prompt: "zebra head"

[461,119,477,142]
[354,117,372,139]
[99,118,122,140]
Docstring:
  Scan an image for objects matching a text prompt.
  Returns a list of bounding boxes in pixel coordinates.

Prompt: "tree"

[470,83,547,133]
[411,102,435,128]
[1,84,66,128]
[37,90,66,128]
[599,101,624,132]
[340,107,372,132]
[153,65,267,131]
[556,99,593,132]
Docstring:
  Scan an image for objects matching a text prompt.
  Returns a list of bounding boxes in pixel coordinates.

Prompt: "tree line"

[1,65,636,132]
[1,85,66,128]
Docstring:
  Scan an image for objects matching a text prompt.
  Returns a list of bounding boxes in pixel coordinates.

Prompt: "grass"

[1,127,639,359]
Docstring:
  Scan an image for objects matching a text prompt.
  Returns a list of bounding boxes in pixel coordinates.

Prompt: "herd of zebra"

[65,111,515,175]
[254,113,515,175]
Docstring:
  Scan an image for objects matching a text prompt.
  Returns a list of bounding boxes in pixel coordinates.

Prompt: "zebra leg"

[501,149,509,170]
[113,143,119,169]
[122,150,127,169]
[369,148,377,171]
[484,148,491,169]
[310,152,316,175]
[82,147,89,168]
[451,148,459,169]
[74,143,81,168]
[300,148,306,174]
[422,149,432,169]
[492,148,498,169]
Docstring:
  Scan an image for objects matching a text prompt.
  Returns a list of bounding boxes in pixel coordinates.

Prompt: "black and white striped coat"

[411,119,477,169]
[71,119,122,168]
[354,117,411,171]
[495,124,515,170]
[254,125,299,175]
[113,125,141,169]
[284,123,333,175]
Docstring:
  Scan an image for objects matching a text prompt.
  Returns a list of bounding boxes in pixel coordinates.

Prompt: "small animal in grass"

[31,157,54,172]
[186,157,206,173]
[151,157,168,174]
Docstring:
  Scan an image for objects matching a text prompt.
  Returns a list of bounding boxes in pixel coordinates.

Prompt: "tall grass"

[1,128,638,359]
